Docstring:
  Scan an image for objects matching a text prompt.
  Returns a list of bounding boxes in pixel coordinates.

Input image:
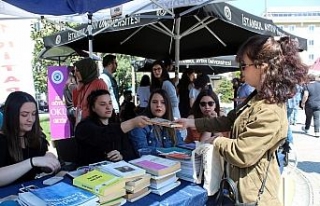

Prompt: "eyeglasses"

[240,63,255,70]
[199,101,215,107]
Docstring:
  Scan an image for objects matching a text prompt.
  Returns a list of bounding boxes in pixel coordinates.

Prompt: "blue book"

[31,182,98,206]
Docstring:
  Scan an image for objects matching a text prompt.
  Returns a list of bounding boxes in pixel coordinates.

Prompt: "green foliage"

[31,20,79,94]
[216,77,234,103]
[40,116,51,141]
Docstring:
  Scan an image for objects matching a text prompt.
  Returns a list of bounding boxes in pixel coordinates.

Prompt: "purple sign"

[48,66,70,140]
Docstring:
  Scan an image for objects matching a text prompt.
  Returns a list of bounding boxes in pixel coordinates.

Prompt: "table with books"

[0,154,208,206]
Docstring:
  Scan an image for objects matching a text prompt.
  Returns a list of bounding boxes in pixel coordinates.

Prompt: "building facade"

[264,7,320,65]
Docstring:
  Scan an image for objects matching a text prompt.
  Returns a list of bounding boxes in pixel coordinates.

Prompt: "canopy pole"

[174,17,181,82]
[87,13,93,58]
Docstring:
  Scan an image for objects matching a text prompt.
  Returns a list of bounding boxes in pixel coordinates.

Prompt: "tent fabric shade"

[3,0,131,15]
[134,56,239,74]
[43,2,308,60]
[38,46,88,61]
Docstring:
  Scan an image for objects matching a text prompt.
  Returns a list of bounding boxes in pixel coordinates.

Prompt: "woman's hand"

[32,155,61,173]
[107,150,123,162]
[174,118,196,129]
[133,116,152,128]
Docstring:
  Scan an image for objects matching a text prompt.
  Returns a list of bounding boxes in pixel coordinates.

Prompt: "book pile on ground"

[73,169,126,205]
[18,182,98,206]
[129,155,181,195]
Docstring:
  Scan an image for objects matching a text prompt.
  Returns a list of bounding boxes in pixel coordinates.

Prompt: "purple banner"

[48,66,70,140]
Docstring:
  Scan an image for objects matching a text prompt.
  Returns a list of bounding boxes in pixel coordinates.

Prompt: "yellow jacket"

[195,95,287,206]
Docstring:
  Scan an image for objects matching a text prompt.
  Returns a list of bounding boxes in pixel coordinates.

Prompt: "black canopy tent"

[135,56,239,74]
[43,2,307,62]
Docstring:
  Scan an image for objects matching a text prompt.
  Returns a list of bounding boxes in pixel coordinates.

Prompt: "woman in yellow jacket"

[176,35,308,206]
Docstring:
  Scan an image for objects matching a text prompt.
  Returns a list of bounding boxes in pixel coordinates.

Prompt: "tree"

[216,77,233,103]
[30,20,78,95]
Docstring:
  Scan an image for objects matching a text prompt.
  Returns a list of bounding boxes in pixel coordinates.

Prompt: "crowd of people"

[0,34,311,206]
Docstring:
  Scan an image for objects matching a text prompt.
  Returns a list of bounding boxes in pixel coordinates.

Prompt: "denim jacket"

[129,125,183,156]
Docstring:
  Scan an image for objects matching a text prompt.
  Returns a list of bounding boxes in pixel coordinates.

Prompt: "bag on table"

[192,141,224,196]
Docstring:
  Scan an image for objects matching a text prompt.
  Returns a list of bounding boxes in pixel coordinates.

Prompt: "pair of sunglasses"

[200,101,215,107]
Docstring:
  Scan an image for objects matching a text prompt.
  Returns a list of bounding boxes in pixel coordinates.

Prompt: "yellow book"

[73,169,125,196]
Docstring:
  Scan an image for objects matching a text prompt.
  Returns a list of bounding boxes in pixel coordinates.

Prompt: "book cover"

[148,117,183,128]
[150,174,178,189]
[100,197,126,206]
[73,169,124,196]
[157,147,192,160]
[30,182,98,206]
[129,155,181,176]
[99,161,146,179]
[150,181,181,196]
[125,187,151,202]
[98,188,126,204]
[125,174,151,193]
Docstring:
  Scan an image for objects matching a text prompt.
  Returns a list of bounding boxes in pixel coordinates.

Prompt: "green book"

[73,169,124,196]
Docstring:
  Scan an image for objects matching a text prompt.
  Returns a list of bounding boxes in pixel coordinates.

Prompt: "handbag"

[212,152,272,206]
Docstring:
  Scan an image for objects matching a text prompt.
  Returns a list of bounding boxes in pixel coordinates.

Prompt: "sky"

[229,0,320,16]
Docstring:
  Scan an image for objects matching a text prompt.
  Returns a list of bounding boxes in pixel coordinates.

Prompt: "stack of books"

[129,155,181,196]
[157,147,201,182]
[98,161,151,202]
[73,169,126,205]
[18,182,99,206]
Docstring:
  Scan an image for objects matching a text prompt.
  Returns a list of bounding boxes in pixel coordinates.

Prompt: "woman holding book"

[175,35,308,205]
[184,89,222,144]
[0,91,60,187]
[75,89,151,166]
[129,89,184,156]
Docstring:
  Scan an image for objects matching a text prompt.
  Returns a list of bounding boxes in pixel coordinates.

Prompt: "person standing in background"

[100,54,120,116]
[300,74,320,137]
[73,58,108,124]
[177,69,196,118]
[63,66,77,137]
[136,75,151,114]
[235,72,255,106]
[150,60,181,119]
[288,84,302,125]
[120,90,136,122]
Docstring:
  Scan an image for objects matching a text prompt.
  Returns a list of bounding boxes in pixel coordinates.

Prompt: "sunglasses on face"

[199,101,215,107]
[239,63,255,70]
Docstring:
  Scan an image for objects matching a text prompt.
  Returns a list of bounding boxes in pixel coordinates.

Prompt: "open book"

[148,118,183,128]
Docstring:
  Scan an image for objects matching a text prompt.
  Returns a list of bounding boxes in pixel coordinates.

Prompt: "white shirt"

[100,72,120,113]
[137,86,150,108]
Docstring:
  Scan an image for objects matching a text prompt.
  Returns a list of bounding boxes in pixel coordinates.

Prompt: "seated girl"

[75,89,150,166]
[129,89,184,156]
[185,89,222,144]
[0,91,60,187]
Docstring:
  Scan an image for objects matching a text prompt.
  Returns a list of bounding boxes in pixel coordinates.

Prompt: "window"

[309,54,314,61]
[308,40,314,46]
[288,25,295,32]
[309,25,315,32]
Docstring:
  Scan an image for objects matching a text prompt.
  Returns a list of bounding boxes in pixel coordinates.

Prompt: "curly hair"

[236,35,308,104]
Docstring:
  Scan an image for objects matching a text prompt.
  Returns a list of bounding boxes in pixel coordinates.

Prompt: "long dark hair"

[236,35,308,103]
[191,89,220,118]
[2,91,45,162]
[87,89,111,125]
[143,89,177,145]
[150,60,171,92]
